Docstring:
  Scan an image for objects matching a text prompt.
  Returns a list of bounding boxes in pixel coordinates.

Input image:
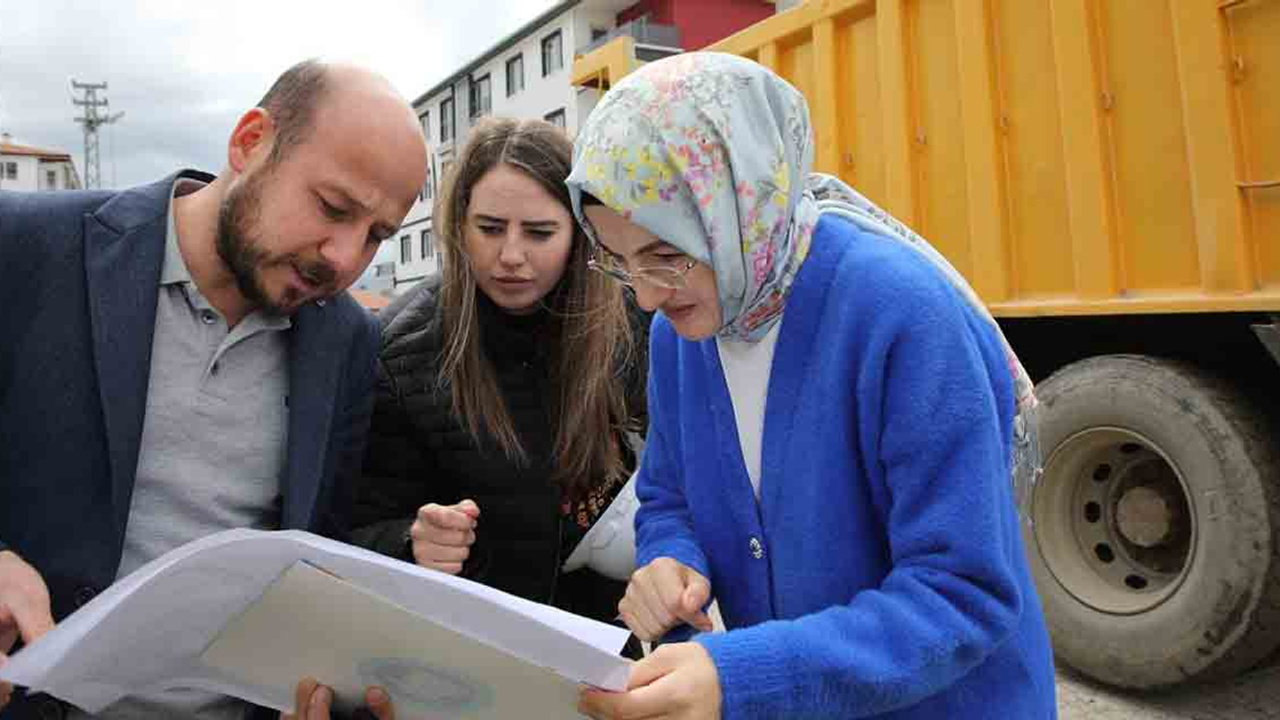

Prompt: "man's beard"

[215,169,337,317]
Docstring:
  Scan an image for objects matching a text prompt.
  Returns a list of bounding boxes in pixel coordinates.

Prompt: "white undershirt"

[715,321,782,499]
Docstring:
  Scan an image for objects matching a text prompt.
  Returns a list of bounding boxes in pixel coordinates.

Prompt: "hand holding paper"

[0,550,55,711]
[281,678,395,720]
[578,643,722,720]
[0,529,632,719]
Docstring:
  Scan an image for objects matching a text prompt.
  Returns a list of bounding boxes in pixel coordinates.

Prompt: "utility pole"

[71,80,123,189]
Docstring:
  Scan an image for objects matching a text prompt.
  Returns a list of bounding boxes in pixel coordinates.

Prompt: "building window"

[440,98,455,143]
[506,54,524,97]
[3,162,16,180]
[420,112,430,142]
[421,229,434,261]
[591,27,608,42]
[400,235,412,264]
[544,109,566,129]
[422,164,433,201]
[542,30,563,76]
[46,169,58,189]
[469,74,491,119]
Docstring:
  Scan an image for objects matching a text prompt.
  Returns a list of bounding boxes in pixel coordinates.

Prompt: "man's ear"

[227,107,276,173]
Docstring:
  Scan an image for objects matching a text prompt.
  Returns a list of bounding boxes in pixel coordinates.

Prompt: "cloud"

[0,0,556,188]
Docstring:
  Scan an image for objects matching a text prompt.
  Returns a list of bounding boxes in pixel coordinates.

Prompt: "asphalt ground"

[1056,663,1280,719]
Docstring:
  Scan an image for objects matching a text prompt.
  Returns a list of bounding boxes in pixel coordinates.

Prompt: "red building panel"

[618,0,773,51]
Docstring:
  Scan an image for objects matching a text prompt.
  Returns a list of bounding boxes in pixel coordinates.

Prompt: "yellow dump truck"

[573,0,1280,691]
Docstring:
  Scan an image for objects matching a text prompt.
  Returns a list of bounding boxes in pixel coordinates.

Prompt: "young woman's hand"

[408,500,479,575]
[618,557,713,641]
[578,642,722,720]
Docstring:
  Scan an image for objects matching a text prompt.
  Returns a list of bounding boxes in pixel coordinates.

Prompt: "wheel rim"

[1034,427,1196,615]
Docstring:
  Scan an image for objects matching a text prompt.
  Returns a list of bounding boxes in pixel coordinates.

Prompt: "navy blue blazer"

[0,171,378,679]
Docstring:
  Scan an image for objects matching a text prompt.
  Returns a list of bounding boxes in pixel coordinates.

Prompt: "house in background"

[0,132,81,192]
[387,0,775,295]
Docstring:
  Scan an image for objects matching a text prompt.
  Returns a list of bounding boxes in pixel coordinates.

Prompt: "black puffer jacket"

[352,276,648,625]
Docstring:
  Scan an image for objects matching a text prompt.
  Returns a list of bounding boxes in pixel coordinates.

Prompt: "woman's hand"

[408,500,479,575]
[578,643,722,720]
[618,557,713,641]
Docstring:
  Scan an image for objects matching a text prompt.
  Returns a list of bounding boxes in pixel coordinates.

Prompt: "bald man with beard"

[0,60,426,720]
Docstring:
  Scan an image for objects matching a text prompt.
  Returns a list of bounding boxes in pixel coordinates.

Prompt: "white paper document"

[562,471,639,581]
[0,529,632,718]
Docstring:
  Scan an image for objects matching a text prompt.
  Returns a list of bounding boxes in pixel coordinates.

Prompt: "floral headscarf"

[567,52,1041,509]
[566,52,816,343]
[566,51,1034,405]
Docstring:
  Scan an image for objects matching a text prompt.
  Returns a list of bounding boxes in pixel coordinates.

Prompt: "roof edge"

[1,143,74,160]
[411,0,583,108]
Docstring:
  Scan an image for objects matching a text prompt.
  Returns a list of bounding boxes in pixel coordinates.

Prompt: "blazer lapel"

[282,302,342,529]
[82,185,170,539]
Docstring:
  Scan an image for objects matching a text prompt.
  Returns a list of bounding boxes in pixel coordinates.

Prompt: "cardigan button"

[749,536,764,559]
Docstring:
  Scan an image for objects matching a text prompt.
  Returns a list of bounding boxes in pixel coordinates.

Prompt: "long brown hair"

[435,116,636,497]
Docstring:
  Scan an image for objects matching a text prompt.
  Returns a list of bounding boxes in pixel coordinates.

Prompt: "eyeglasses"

[587,251,697,290]
[579,216,697,290]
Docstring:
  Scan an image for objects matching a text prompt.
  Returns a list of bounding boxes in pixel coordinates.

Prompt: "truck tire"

[1028,355,1280,688]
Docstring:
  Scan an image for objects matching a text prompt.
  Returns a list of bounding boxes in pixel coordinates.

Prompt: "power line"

[71,79,123,189]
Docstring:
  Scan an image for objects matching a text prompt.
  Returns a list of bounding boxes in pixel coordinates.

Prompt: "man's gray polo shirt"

[70,179,291,720]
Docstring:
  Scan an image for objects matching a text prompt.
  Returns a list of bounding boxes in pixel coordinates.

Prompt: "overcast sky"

[0,0,558,189]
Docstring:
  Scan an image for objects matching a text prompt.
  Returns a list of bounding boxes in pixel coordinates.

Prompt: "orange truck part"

[576,0,1280,318]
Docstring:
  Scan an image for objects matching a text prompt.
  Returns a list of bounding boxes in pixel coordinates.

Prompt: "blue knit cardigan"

[634,214,1057,719]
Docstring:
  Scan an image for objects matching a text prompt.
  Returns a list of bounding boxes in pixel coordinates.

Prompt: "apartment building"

[387,0,774,293]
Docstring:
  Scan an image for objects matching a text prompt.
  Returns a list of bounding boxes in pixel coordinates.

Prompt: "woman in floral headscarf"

[569,53,1056,720]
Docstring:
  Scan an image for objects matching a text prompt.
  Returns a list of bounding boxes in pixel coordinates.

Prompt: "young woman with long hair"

[352,117,646,631]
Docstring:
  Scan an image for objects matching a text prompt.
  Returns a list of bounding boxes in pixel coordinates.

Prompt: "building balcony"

[573,18,684,92]
[578,17,681,58]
